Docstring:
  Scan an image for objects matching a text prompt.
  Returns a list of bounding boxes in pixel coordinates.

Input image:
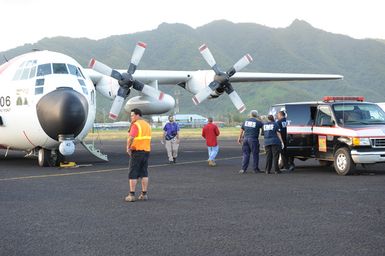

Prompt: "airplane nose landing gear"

[36,88,88,167]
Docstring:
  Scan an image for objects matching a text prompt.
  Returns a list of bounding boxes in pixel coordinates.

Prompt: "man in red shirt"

[202,117,220,166]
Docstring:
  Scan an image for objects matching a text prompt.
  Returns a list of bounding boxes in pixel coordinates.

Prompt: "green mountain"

[2,19,385,121]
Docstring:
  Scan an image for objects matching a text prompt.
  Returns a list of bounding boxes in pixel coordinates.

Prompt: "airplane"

[0,42,343,167]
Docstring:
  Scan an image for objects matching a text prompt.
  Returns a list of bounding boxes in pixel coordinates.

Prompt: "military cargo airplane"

[0,42,342,166]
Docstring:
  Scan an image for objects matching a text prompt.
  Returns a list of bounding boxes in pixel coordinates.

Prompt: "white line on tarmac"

[0,156,242,182]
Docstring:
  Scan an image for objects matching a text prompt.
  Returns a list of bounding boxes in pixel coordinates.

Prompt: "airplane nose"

[36,87,89,141]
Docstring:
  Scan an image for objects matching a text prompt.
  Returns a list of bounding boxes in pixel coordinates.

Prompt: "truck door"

[285,104,315,158]
[313,105,335,160]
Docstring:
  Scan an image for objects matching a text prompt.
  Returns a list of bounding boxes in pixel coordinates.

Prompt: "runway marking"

[0,156,242,182]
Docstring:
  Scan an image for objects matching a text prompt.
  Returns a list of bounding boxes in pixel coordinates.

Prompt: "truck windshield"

[333,103,385,125]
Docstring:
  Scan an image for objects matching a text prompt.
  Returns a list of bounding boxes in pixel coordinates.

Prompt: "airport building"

[152,114,208,128]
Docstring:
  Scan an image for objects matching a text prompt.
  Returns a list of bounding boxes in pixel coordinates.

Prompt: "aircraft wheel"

[38,148,52,167]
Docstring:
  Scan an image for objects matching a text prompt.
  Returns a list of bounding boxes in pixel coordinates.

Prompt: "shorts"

[128,151,150,179]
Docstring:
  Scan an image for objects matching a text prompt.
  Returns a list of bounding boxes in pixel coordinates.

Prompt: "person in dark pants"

[238,110,263,174]
[277,111,294,172]
[125,108,152,202]
[263,115,284,174]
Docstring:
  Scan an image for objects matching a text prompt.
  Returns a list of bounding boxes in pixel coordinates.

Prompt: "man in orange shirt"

[125,108,152,202]
[202,117,220,166]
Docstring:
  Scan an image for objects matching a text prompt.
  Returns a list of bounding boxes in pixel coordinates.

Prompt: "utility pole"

[174,88,181,114]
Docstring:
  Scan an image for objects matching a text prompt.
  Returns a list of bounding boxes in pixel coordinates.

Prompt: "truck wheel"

[333,148,355,175]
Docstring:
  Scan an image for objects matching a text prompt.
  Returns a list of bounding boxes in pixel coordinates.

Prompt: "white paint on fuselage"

[0,50,95,152]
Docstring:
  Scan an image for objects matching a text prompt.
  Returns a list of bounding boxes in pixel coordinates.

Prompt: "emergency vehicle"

[270,96,385,175]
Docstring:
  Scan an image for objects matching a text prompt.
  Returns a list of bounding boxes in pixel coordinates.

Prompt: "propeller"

[192,44,253,113]
[89,42,164,120]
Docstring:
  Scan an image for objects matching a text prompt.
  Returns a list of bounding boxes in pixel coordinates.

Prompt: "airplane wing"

[120,70,343,85]
[86,68,343,85]
[86,68,343,114]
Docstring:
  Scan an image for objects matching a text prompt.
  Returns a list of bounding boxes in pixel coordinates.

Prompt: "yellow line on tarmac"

[0,156,242,182]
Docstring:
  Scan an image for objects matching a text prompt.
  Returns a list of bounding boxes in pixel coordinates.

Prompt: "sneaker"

[125,194,135,202]
[273,170,282,174]
[254,169,262,173]
[208,160,213,166]
[288,165,295,172]
[211,161,216,167]
[264,170,271,174]
[173,157,177,163]
[138,193,148,201]
[239,169,246,174]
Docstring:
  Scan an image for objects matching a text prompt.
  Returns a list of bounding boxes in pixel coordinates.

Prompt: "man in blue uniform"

[238,110,264,174]
[264,115,285,174]
[277,111,294,171]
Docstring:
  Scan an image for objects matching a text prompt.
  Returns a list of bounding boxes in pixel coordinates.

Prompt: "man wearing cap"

[238,110,264,174]
[162,115,180,164]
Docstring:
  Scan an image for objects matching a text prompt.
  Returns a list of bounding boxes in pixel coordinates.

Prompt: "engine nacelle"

[124,94,175,115]
[184,70,225,99]
[185,70,215,95]
[94,74,120,100]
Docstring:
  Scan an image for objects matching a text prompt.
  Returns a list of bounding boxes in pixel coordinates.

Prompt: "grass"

[85,127,241,140]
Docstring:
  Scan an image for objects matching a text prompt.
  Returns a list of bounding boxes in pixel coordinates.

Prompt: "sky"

[0,0,384,52]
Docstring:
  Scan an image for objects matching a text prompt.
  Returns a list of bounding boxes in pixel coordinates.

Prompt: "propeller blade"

[89,58,122,80]
[192,86,213,105]
[192,80,222,105]
[227,90,246,113]
[133,80,164,100]
[199,44,219,71]
[109,95,125,120]
[233,54,253,72]
[227,54,253,77]
[128,42,147,74]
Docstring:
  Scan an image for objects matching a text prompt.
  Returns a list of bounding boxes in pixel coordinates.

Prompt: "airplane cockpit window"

[68,64,83,77]
[77,67,85,79]
[37,64,52,76]
[29,66,37,79]
[12,60,37,80]
[52,63,68,74]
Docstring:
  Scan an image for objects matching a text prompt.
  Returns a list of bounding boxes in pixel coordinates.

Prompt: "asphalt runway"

[1,139,385,256]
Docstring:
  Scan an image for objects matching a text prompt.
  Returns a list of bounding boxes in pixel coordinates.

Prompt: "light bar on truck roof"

[322,96,365,102]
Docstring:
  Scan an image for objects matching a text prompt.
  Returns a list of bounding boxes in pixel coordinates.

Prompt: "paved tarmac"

[1,139,385,256]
